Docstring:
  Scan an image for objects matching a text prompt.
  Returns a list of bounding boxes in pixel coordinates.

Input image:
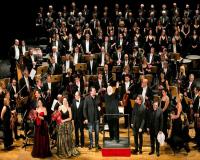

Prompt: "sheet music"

[30,69,36,80]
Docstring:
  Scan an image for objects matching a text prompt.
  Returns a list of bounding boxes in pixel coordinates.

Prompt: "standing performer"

[31,99,52,158]
[84,87,101,151]
[1,97,13,150]
[71,91,85,148]
[131,95,146,154]
[147,101,163,157]
[104,82,120,142]
[56,97,80,158]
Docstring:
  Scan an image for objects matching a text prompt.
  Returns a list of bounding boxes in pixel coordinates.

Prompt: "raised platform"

[102,137,131,157]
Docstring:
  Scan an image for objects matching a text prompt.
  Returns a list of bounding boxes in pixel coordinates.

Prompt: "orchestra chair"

[112,66,122,73]
[75,63,87,72]
[169,85,178,98]
[133,66,140,74]
[130,99,135,108]
[145,74,153,86]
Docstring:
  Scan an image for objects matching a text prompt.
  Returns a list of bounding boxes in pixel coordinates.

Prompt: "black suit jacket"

[131,103,146,130]
[82,40,93,54]
[87,60,97,75]
[193,95,200,113]
[147,107,163,135]
[47,63,62,75]
[71,98,85,123]
[83,95,100,122]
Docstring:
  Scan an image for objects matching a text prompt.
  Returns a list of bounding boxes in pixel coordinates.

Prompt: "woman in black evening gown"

[1,97,13,150]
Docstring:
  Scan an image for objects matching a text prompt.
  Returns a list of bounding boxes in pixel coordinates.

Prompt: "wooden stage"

[0,117,199,160]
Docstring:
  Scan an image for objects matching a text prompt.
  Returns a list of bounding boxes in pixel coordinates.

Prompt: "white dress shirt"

[53,52,58,63]
[15,45,20,60]
[74,53,79,65]
[65,60,70,70]
[101,53,105,66]
[142,86,147,102]
[125,82,130,91]
[86,40,90,53]
[76,100,80,109]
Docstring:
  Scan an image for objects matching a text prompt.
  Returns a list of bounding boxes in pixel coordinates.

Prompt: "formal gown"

[31,112,52,158]
[2,106,13,149]
[57,110,80,158]
[161,100,168,139]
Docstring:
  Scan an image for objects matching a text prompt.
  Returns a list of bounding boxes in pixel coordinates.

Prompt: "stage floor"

[0,117,199,160]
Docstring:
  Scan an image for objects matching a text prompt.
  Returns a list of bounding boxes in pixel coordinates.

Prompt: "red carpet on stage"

[102,148,131,157]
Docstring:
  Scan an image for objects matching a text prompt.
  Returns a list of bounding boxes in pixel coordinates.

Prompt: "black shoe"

[95,145,101,150]
[75,144,79,147]
[156,152,160,157]
[81,144,84,148]
[15,135,20,140]
[149,151,154,155]
[184,143,190,153]
[132,149,138,154]
[88,145,93,150]
[139,150,142,154]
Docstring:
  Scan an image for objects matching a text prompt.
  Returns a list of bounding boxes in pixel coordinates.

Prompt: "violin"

[122,83,134,107]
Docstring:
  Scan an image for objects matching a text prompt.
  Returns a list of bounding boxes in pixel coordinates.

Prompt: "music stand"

[112,66,122,73]
[36,65,48,75]
[75,63,87,72]
[51,74,62,83]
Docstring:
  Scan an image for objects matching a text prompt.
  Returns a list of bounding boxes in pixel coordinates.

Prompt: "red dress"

[31,112,52,158]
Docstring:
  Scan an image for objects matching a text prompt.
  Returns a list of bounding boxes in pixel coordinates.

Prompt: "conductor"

[104,82,120,142]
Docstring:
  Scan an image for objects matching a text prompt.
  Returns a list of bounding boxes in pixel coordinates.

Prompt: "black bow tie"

[76,100,80,102]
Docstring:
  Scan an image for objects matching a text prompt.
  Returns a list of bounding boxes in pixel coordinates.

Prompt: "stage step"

[102,148,131,157]
[102,137,131,157]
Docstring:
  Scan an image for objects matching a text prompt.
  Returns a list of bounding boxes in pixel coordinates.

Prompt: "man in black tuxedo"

[83,87,101,151]
[23,48,37,73]
[9,39,20,78]
[131,95,146,154]
[72,91,85,147]
[87,54,97,75]
[47,56,62,75]
[147,101,163,157]
[19,69,34,98]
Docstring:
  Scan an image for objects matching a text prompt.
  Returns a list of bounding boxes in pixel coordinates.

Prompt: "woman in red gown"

[31,98,52,158]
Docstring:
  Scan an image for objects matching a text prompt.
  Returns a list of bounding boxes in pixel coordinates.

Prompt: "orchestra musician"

[147,101,163,157]
[1,97,13,150]
[9,39,20,79]
[131,95,146,154]
[71,91,85,147]
[120,74,135,128]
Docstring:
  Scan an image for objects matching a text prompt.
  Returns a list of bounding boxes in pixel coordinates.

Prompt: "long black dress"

[2,105,13,149]
[31,112,52,158]
[161,100,168,139]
